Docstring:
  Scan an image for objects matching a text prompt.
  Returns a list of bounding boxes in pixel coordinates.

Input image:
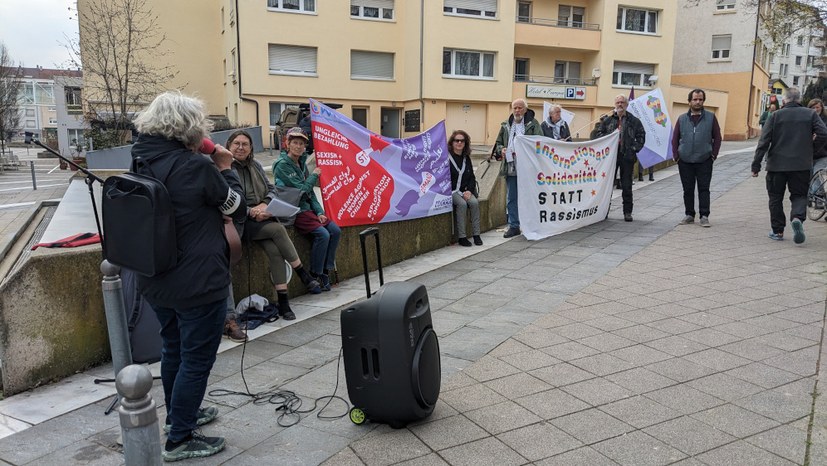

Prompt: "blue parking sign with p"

[566,88,575,98]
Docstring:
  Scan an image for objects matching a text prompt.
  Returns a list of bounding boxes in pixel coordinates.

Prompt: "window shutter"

[269,44,317,73]
[352,0,393,9]
[351,51,394,79]
[712,35,731,50]
[614,61,655,74]
[445,0,496,12]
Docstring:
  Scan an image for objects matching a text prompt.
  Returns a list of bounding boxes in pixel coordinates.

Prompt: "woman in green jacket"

[273,127,340,291]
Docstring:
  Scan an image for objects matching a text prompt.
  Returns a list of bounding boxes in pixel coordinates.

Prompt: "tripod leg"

[104,395,119,415]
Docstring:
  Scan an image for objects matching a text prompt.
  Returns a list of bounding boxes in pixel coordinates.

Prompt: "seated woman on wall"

[448,130,482,247]
[273,127,341,291]
[228,129,322,322]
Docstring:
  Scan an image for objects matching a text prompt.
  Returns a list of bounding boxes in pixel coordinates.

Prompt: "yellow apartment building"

[79,1,682,146]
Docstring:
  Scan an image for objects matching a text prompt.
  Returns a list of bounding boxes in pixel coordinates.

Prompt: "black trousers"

[678,158,714,218]
[766,170,810,234]
[618,156,636,214]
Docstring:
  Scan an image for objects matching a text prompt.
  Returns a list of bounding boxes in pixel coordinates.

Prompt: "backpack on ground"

[102,157,177,277]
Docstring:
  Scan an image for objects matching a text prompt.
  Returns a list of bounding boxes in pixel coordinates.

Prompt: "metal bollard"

[30,161,36,190]
[101,260,133,378]
[117,365,161,465]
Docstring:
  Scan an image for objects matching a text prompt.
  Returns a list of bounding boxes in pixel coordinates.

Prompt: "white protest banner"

[514,132,619,241]
[627,87,673,168]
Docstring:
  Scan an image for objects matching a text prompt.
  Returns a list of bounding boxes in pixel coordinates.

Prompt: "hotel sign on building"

[526,84,587,100]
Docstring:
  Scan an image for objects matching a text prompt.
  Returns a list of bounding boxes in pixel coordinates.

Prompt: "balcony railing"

[516,16,601,31]
[67,104,83,115]
[514,74,597,86]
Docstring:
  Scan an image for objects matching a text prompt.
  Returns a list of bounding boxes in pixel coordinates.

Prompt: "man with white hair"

[493,98,543,238]
[541,104,572,141]
[752,87,827,243]
[596,94,646,222]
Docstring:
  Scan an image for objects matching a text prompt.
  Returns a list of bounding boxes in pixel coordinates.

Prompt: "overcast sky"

[0,0,78,69]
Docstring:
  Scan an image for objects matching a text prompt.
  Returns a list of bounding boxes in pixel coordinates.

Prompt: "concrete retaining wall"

[0,162,505,395]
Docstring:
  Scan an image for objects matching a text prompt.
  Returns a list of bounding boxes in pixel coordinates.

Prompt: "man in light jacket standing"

[752,87,827,243]
[671,88,722,227]
[493,99,543,238]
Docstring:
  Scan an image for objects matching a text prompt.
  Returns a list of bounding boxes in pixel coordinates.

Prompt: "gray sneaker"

[164,406,219,433]
[699,216,710,227]
[679,215,694,225]
[163,431,225,462]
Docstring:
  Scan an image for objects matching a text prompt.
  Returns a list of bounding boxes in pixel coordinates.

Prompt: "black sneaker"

[279,304,296,320]
[503,227,520,238]
[473,235,483,246]
[458,238,472,247]
[164,406,219,433]
[163,431,225,462]
[318,273,332,291]
[305,278,322,294]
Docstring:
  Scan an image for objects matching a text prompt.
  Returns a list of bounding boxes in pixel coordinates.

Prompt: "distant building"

[78,0,683,145]
[15,67,83,149]
[53,76,87,158]
[768,27,826,92]
[673,0,771,140]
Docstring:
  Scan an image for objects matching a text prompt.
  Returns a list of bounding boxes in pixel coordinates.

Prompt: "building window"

[554,61,582,84]
[558,5,585,28]
[716,0,735,10]
[443,0,496,18]
[795,55,802,66]
[793,76,800,86]
[517,1,531,23]
[269,102,301,128]
[351,51,394,80]
[797,36,804,46]
[616,7,658,34]
[514,58,529,81]
[782,43,791,56]
[780,63,788,76]
[25,121,36,128]
[443,49,495,79]
[352,107,368,127]
[351,0,394,20]
[267,0,315,13]
[268,44,318,76]
[65,87,83,114]
[25,108,35,117]
[711,35,731,59]
[612,61,655,87]
[230,49,237,82]
[20,82,34,104]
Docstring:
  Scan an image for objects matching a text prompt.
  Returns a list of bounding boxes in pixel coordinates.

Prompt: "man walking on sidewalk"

[671,88,722,227]
[752,87,827,243]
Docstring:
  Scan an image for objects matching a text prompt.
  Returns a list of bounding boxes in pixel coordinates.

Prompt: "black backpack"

[102,157,178,277]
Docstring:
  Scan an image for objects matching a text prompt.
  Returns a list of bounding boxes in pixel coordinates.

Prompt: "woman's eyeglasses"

[231,141,251,149]
[452,139,466,143]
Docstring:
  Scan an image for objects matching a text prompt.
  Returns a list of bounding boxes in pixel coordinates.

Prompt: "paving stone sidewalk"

[0,147,825,465]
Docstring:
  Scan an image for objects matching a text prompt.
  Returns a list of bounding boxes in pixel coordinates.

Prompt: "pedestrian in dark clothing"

[596,94,646,221]
[752,87,827,243]
[808,98,827,172]
[131,91,247,461]
[671,88,722,227]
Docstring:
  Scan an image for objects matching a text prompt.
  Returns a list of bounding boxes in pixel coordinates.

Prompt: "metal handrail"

[514,75,597,86]
[516,16,601,31]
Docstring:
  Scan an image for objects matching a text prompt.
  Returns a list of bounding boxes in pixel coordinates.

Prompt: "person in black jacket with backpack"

[131,91,246,462]
[448,130,482,246]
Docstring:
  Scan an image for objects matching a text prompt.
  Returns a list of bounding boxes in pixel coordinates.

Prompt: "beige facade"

[672,0,771,140]
[79,0,680,146]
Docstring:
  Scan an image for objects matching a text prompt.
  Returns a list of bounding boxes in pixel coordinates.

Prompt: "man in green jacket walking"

[493,99,543,238]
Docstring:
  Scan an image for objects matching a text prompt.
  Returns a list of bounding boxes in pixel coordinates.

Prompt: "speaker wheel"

[349,407,366,425]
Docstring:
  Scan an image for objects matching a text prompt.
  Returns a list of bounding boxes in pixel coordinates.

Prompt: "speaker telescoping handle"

[359,227,384,298]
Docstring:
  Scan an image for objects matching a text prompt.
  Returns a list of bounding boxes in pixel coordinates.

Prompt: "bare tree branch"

[66,0,176,147]
[0,42,22,154]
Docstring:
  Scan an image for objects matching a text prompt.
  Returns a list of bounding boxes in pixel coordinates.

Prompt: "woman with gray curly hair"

[131,91,246,461]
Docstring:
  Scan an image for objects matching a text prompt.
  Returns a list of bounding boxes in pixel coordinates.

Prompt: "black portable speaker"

[341,228,441,428]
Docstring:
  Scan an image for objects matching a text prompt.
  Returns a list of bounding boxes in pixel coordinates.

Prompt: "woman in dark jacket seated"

[448,130,482,246]
[228,130,321,322]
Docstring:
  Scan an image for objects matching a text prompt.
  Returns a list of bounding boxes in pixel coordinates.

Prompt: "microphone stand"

[25,133,105,244]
